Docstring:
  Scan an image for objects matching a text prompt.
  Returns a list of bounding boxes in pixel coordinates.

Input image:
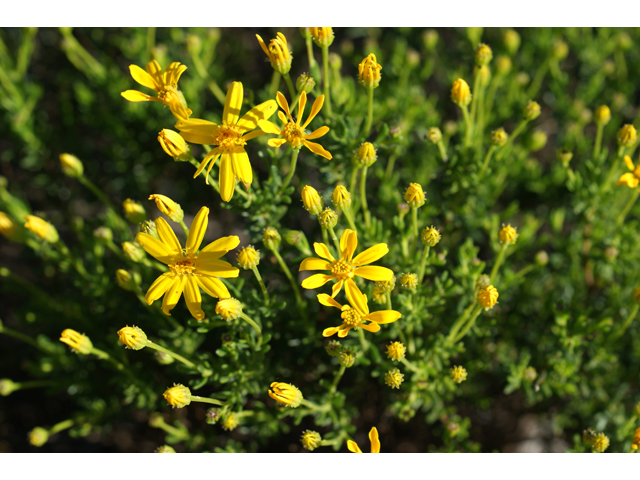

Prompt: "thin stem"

[283,72,296,101]
[190,395,224,406]
[386,291,393,310]
[271,249,306,320]
[178,219,189,237]
[300,398,330,412]
[349,168,360,204]
[342,207,358,233]
[239,312,263,348]
[360,166,371,230]
[418,246,430,284]
[146,342,197,369]
[90,348,134,379]
[612,304,640,340]
[616,189,639,227]
[78,176,128,234]
[15,380,56,390]
[327,226,341,253]
[400,357,421,373]
[321,227,333,256]
[497,120,528,160]
[461,104,472,148]
[358,328,369,352]
[269,70,281,97]
[385,151,398,177]
[479,145,496,177]
[436,140,448,161]
[453,305,483,343]
[306,36,316,69]
[190,52,226,104]
[509,264,536,284]
[321,45,332,117]
[364,86,374,138]
[49,419,74,435]
[290,90,303,110]
[328,365,346,395]
[279,148,300,194]
[0,326,41,350]
[251,266,270,305]
[469,69,481,138]
[411,206,419,249]
[146,27,156,60]
[489,243,509,284]
[447,289,479,342]
[593,123,604,162]
[603,146,626,194]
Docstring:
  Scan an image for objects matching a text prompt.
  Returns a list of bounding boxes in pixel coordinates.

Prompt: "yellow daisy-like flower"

[299,228,393,298]
[175,82,277,202]
[615,155,640,189]
[347,427,380,453]
[317,287,401,338]
[258,91,332,160]
[135,206,240,320]
[121,60,191,119]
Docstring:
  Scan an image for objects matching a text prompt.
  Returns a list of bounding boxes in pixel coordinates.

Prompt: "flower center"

[157,87,179,105]
[331,259,354,279]
[341,307,362,327]
[283,122,304,147]
[170,255,197,275]
[213,124,246,152]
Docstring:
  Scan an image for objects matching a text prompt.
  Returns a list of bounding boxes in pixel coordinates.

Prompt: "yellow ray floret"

[317,288,401,338]
[347,427,380,453]
[615,155,640,189]
[135,206,240,320]
[175,82,277,202]
[258,91,332,160]
[299,228,393,297]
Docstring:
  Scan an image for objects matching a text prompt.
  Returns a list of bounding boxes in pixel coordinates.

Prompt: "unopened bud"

[296,73,316,94]
[59,153,84,178]
[262,227,281,251]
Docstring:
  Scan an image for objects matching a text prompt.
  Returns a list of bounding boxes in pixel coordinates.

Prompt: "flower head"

[421,226,441,247]
[385,368,404,389]
[216,298,243,321]
[155,445,176,453]
[591,433,610,453]
[24,215,59,243]
[117,326,148,350]
[301,430,322,451]
[524,100,541,121]
[222,413,238,431]
[451,78,471,107]
[163,384,191,408]
[499,224,518,245]
[268,382,303,408]
[491,127,508,146]
[615,155,640,189]
[308,28,334,48]
[148,194,183,222]
[263,227,282,251]
[258,92,332,159]
[0,212,20,241]
[122,241,146,262]
[338,347,356,367]
[318,208,338,229]
[347,427,380,453]
[426,127,442,144]
[594,105,611,126]
[135,206,240,320]
[404,183,425,208]
[450,365,468,384]
[176,82,277,201]
[400,273,418,291]
[475,43,493,66]
[317,287,401,338]
[632,427,640,450]
[158,129,190,160]
[121,60,190,118]
[301,185,324,215]
[300,228,393,298]
[386,341,406,361]
[354,142,377,167]
[122,199,146,223]
[237,246,260,270]
[296,73,316,94]
[256,32,292,74]
[332,185,351,210]
[358,53,382,89]
[59,153,83,178]
[478,285,499,310]
[60,329,93,354]
[28,427,49,447]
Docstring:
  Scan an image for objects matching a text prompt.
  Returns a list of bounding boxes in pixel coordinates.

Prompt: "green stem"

[447,289,479,342]
[153,419,188,439]
[349,168,360,204]
[279,148,300,194]
[251,266,270,305]
[190,395,224,406]
[360,166,371,230]
[269,70,281,97]
[364,86,374,138]
[146,27,156,60]
[616,189,639,227]
[386,291,393,310]
[479,145,496,177]
[328,365,346,395]
[453,305,483,343]
[178,219,189,237]
[411,206,419,252]
[146,342,197,369]
[418,246,430,284]
[321,227,333,256]
[327,226,341,253]
[300,398,330,412]
[283,72,296,101]
[603,146,626,194]
[49,419,74,435]
[489,243,508,284]
[290,90,303,110]
[15,380,56,391]
[190,52,226,104]
[0,326,41,350]
[90,347,133,378]
[239,312,263,348]
[469,69,481,137]
[385,151,398,177]
[78,176,128,234]
[358,328,369,352]
[509,264,536,284]
[461,104,472,148]
[342,207,358,233]
[321,45,332,117]
[400,357,421,373]
[436,140,448,161]
[497,120,528,161]
[271,249,306,320]
[527,60,549,99]
[188,157,220,193]
[612,304,640,340]
[593,123,604,162]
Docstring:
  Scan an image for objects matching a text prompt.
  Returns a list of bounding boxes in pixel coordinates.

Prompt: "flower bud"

[325,339,341,357]
[215,298,243,320]
[495,55,512,76]
[140,219,158,239]
[283,229,309,253]
[299,27,311,39]
[594,105,611,126]
[535,251,549,266]
[0,211,22,242]
[155,445,176,453]
[237,246,260,270]
[158,129,190,161]
[148,194,183,222]
[155,351,174,365]
[423,29,438,51]
[338,347,356,368]
[498,224,518,245]
[527,130,547,151]
[354,142,377,168]
[474,43,493,66]
[329,52,342,70]
[376,275,396,292]
[59,153,84,178]
[206,408,221,425]
[397,203,409,217]
[331,185,352,210]
[256,32,292,74]
[318,208,338,229]
[617,124,637,147]
[262,227,282,251]
[426,127,442,144]
[491,127,508,147]
[268,382,303,408]
[524,100,541,121]
[122,199,147,223]
[296,73,316,94]
[557,148,573,167]
[358,53,382,89]
[476,274,491,289]
[163,384,191,408]
[406,49,420,67]
[28,427,49,447]
[222,413,238,431]
[476,65,491,87]
[591,433,609,453]
[478,285,499,310]
[372,286,387,304]
[122,241,146,263]
[450,365,468,384]
[582,428,597,445]
[386,341,406,361]
[301,430,322,451]
[404,183,425,208]
[400,273,418,291]
[60,329,93,354]
[117,325,148,350]
[421,226,441,247]
[0,378,19,396]
[503,29,520,55]
[308,27,334,48]
[385,368,404,389]
[451,78,472,107]
[301,186,324,215]
[116,269,139,291]
[552,40,568,61]
[524,366,537,382]
[24,215,59,243]
[93,226,113,243]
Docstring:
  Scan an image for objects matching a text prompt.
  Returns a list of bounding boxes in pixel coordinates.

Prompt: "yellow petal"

[297,91,307,125]
[352,243,389,267]
[299,257,332,271]
[164,62,187,86]
[369,427,380,453]
[257,119,282,135]
[242,129,266,142]
[301,273,333,289]
[237,100,278,133]
[121,90,156,102]
[347,440,362,453]
[345,280,369,316]
[129,64,158,91]
[277,110,288,125]
[322,326,340,337]
[360,322,380,333]
[354,266,394,281]
[193,149,220,179]
[302,95,325,128]
[313,242,335,262]
[162,275,186,316]
[135,232,175,264]
[302,140,332,159]
[184,275,204,321]
[268,138,287,147]
[231,148,252,187]
[198,256,240,278]
[255,34,270,57]
[340,229,358,261]
[276,91,292,120]
[197,275,230,299]
[175,117,219,134]
[365,310,401,325]
[317,293,342,309]
[331,279,344,298]
[304,126,329,140]
[219,154,235,202]
[144,272,174,304]
[337,326,351,338]
[200,235,241,258]
[616,172,640,187]
[223,81,243,125]
[185,206,209,254]
[145,59,163,82]
[624,155,635,171]
[155,217,182,255]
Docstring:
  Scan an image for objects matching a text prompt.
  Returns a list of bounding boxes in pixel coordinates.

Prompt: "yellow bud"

[163,384,191,408]
[262,227,282,251]
[117,326,148,350]
[524,100,541,121]
[498,224,518,245]
[0,378,19,396]
[158,129,189,160]
[60,329,93,354]
[148,194,183,222]
[122,198,147,223]
[372,286,387,305]
[122,241,146,263]
[268,382,303,408]
[59,153,84,178]
[421,226,441,247]
[594,105,611,126]
[301,185,324,215]
[358,53,382,89]
[451,78,472,107]
[376,274,396,292]
[491,128,508,146]
[495,55,512,76]
[237,246,260,270]
[386,341,406,361]
[222,413,239,431]
[24,215,59,243]
[617,124,637,147]
[308,27,334,48]
[478,285,499,310]
[331,185,352,210]
[256,32,292,75]
[296,73,316,94]
[404,183,425,208]
[591,433,609,453]
[0,211,21,242]
[552,40,569,60]
[115,269,138,291]
[318,208,338,229]
[28,427,49,447]
[450,365,468,384]
[426,127,442,144]
[475,65,491,87]
[215,298,243,320]
[475,43,493,66]
[400,273,418,291]
[301,430,322,451]
[504,29,520,55]
[384,368,404,389]
[354,142,377,167]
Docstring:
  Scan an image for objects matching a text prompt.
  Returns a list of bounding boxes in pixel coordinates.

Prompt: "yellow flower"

[59,153,83,178]
[475,43,493,66]
[158,129,189,160]
[135,207,240,321]
[317,287,401,338]
[450,365,468,384]
[491,127,508,146]
[215,298,243,321]
[122,199,146,223]
[524,100,541,121]
[300,228,393,297]
[175,82,277,202]
[451,78,471,107]
[358,53,382,89]
[24,215,59,243]
[222,413,238,431]
[268,382,303,408]
[256,32,292,74]
[632,427,640,450]
[347,427,380,453]
[308,27,334,48]
[237,246,260,270]
[258,91,332,159]
[121,60,191,118]
[400,273,418,291]
[148,194,183,222]
[386,341,406,361]
[163,384,191,408]
[59,329,93,354]
[615,155,640,189]
[301,185,324,214]
[385,368,404,389]
[117,326,148,350]
[478,285,499,310]
[404,183,425,208]
[499,224,518,245]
